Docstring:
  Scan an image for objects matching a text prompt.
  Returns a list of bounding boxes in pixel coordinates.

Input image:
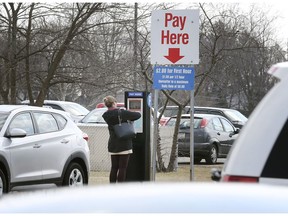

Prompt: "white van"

[217,62,288,185]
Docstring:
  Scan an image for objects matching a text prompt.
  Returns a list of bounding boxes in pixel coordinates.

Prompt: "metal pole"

[133,3,138,89]
[151,89,159,181]
[190,89,195,181]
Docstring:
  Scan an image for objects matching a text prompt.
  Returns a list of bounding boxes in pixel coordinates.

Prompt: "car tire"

[0,168,8,195]
[205,144,217,164]
[63,162,86,187]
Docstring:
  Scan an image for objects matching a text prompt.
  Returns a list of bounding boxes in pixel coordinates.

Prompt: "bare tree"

[197,3,284,114]
[33,3,103,106]
[0,3,22,104]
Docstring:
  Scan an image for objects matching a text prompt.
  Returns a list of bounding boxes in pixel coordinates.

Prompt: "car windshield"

[223,110,247,123]
[63,103,89,116]
[0,112,10,131]
[166,116,189,126]
[81,108,107,124]
[167,116,202,129]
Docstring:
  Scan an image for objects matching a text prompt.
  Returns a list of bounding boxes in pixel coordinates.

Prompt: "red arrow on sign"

[164,48,184,64]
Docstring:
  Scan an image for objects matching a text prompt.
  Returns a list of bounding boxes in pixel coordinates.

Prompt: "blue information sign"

[153,66,195,90]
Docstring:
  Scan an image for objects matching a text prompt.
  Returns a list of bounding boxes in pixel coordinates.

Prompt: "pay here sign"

[151,10,199,65]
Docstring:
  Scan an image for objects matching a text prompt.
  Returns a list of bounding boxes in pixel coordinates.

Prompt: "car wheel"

[205,144,217,164]
[63,162,86,187]
[0,169,8,195]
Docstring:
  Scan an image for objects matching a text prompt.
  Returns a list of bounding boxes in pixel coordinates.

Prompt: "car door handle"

[61,139,69,144]
[33,144,41,148]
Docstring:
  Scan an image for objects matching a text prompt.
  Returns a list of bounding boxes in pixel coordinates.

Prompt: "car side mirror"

[229,128,240,137]
[235,128,240,134]
[6,128,27,138]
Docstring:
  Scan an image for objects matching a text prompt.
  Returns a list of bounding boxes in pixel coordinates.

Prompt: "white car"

[0,105,90,195]
[78,107,107,125]
[21,100,90,123]
[1,183,288,213]
[218,62,288,185]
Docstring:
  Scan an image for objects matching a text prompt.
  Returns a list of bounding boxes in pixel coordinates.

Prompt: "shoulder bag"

[113,109,136,140]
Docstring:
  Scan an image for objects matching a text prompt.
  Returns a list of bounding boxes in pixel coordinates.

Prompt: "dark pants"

[110,154,130,183]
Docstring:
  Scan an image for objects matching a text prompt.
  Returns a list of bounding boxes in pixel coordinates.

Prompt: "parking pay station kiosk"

[125,91,151,181]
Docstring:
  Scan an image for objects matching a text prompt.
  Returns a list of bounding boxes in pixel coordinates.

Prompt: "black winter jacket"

[102,108,141,153]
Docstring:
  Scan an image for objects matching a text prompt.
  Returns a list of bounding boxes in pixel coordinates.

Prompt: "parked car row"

[18,99,245,167]
[22,100,243,165]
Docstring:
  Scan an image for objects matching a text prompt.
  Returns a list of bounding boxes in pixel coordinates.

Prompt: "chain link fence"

[78,124,174,172]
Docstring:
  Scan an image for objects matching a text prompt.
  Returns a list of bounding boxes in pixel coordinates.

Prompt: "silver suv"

[0,105,90,195]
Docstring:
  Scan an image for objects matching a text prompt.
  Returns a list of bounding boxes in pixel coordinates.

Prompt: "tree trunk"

[167,106,183,171]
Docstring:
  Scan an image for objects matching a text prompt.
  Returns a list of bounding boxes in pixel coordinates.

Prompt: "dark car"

[171,114,239,164]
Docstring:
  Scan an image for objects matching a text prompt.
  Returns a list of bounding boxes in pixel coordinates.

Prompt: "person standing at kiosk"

[102,95,141,183]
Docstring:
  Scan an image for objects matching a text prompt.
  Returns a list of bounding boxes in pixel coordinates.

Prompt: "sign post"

[151,9,199,182]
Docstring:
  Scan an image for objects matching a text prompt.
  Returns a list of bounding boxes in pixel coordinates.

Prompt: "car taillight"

[82,132,89,142]
[159,118,168,126]
[200,118,208,128]
[159,119,164,125]
[222,175,259,183]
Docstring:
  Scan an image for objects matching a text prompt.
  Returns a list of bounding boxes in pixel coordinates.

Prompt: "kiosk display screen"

[127,98,143,133]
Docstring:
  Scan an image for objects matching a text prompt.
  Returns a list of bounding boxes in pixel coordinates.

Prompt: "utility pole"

[133,2,138,90]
